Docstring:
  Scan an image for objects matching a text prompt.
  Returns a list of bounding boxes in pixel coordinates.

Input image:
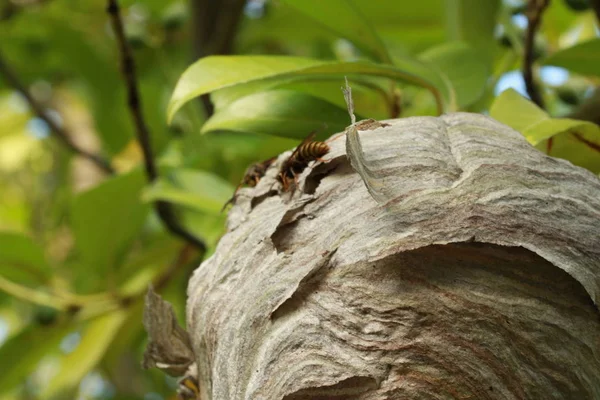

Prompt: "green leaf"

[445,0,501,63]
[490,89,600,173]
[142,169,235,215]
[489,89,548,134]
[0,323,72,394]
[202,90,351,139]
[539,127,600,174]
[543,38,600,78]
[41,310,128,399]
[212,76,391,119]
[280,0,391,63]
[277,78,391,119]
[167,55,453,123]
[420,42,489,108]
[71,169,149,280]
[0,232,51,285]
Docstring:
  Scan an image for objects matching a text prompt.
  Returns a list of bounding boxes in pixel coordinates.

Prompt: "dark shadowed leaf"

[0,232,51,285]
[420,42,489,108]
[143,169,234,215]
[202,90,351,139]
[212,76,391,119]
[445,0,501,63]
[543,38,600,78]
[280,0,391,63]
[71,169,149,279]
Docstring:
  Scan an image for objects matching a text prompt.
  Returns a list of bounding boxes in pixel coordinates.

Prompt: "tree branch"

[106,0,206,252]
[523,0,549,109]
[0,49,115,174]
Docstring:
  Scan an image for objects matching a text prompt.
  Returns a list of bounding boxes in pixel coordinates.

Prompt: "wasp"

[221,157,276,211]
[240,157,276,188]
[177,375,199,399]
[278,131,330,192]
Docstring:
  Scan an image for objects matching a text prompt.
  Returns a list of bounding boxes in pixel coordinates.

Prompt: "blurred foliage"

[0,0,599,399]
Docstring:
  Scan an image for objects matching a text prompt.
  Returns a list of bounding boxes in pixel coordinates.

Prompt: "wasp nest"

[153,113,600,399]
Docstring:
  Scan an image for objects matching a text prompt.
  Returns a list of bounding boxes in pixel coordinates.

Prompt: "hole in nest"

[250,190,278,210]
[302,158,344,195]
[270,258,330,322]
[282,376,378,400]
[304,170,331,195]
[270,219,301,253]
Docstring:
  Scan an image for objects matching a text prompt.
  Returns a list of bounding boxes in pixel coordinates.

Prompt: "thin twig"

[106,0,206,252]
[523,0,550,109]
[0,50,115,174]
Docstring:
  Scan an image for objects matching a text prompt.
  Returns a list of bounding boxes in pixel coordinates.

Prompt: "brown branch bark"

[523,0,550,109]
[106,0,206,252]
[0,50,115,174]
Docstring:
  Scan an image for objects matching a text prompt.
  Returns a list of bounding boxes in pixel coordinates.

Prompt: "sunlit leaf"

[280,0,391,63]
[543,38,600,77]
[490,89,600,173]
[203,90,351,139]
[41,310,128,399]
[71,169,149,282]
[0,323,72,394]
[0,232,51,285]
[167,56,453,123]
[489,89,548,134]
[420,42,489,108]
[143,169,234,215]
